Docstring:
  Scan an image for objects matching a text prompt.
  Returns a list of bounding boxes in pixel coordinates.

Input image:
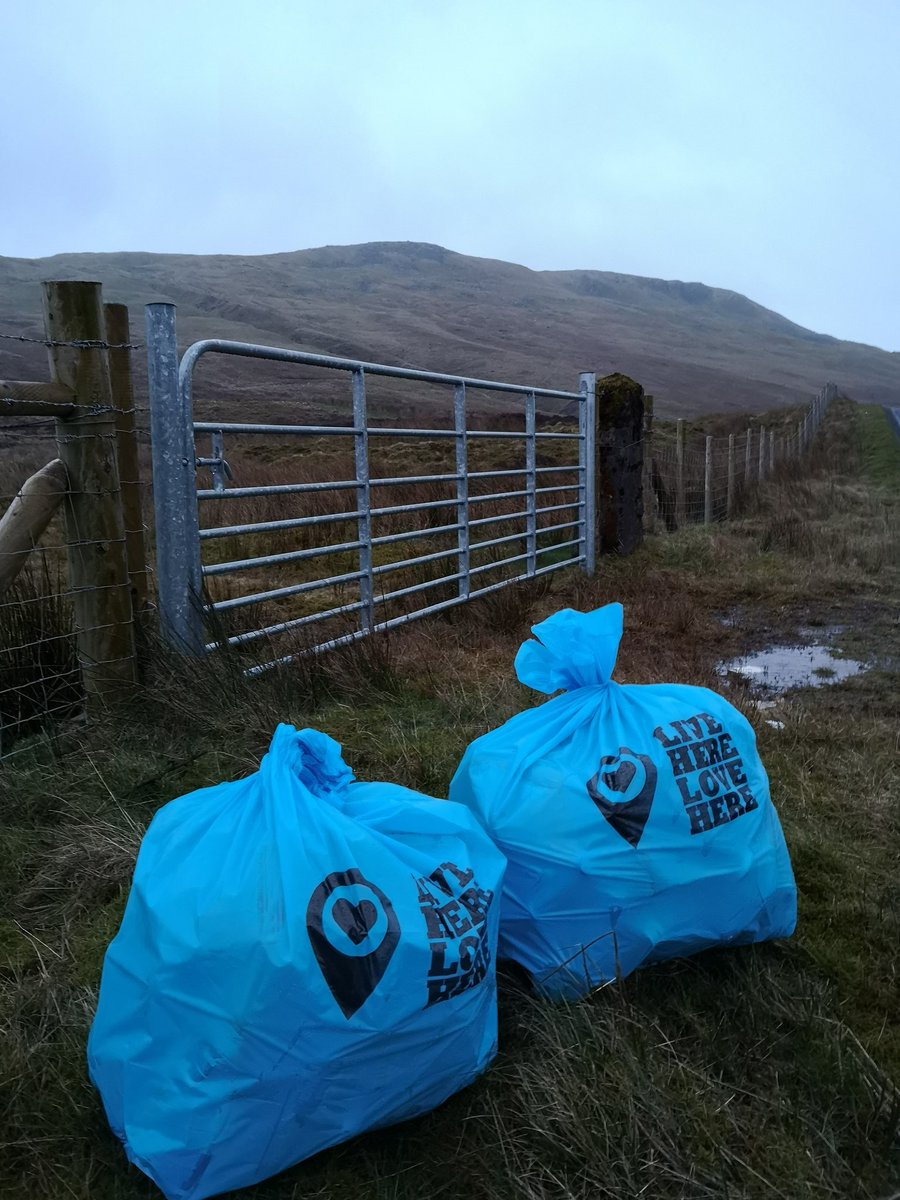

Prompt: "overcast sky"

[4,1,899,350]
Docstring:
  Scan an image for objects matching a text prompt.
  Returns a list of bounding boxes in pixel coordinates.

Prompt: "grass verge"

[0,396,898,1199]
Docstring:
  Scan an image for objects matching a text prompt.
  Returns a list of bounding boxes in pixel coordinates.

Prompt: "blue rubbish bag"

[88,725,506,1200]
[449,603,796,999]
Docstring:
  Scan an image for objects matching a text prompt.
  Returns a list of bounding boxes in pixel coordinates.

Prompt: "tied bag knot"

[263,724,355,805]
[514,603,623,694]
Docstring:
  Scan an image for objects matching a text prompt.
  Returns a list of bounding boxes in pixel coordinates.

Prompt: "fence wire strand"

[1,389,150,759]
[646,385,833,531]
[0,330,142,350]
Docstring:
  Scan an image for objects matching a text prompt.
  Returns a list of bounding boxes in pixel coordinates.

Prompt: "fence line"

[1,281,840,756]
[646,383,836,530]
[1,283,152,759]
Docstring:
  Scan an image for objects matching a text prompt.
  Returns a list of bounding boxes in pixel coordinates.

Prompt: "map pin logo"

[306,869,400,1018]
[587,746,658,848]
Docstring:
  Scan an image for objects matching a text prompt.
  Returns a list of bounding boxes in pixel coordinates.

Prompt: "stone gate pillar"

[595,372,644,555]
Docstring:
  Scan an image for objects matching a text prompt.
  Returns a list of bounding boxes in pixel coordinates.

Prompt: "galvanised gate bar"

[146,302,595,673]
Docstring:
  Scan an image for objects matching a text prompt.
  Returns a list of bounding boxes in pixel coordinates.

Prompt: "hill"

[2,242,898,417]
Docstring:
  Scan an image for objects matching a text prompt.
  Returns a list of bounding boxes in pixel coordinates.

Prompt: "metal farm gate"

[146,303,595,673]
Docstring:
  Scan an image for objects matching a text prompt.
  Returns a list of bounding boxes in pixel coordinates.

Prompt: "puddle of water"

[717,644,867,694]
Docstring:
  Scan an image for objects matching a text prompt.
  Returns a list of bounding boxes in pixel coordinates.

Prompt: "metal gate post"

[146,303,204,653]
[525,390,537,575]
[579,372,596,573]
[352,369,374,632]
[454,383,470,599]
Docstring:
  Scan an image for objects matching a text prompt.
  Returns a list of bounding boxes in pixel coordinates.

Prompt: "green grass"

[1,396,899,1199]
[859,404,900,492]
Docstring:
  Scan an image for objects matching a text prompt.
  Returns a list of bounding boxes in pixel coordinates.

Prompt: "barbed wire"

[0,331,142,350]
[0,408,150,425]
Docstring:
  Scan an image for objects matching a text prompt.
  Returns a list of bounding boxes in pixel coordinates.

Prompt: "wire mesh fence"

[0,402,153,759]
[646,384,834,532]
[1,286,154,759]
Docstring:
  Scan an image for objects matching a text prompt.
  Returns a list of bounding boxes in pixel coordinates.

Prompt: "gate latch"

[196,429,234,493]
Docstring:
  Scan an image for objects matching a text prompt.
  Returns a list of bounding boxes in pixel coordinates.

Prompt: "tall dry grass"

[1,394,899,1197]
[194,422,584,665]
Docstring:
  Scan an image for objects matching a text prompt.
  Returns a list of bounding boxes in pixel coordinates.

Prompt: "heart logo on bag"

[332,898,379,946]
[602,758,637,796]
[307,870,400,1019]
[587,747,658,848]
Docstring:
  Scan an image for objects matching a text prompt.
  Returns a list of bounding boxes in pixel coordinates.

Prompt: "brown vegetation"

[4,242,900,417]
[0,397,898,1197]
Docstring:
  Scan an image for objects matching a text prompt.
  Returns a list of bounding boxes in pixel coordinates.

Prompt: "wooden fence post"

[675,418,685,526]
[641,394,655,533]
[42,281,137,699]
[0,459,68,594]
[726,433,735,517]
[758,426,766,481]
[704,436,713,524]
[769,428,775,475]
[104,302,148,613]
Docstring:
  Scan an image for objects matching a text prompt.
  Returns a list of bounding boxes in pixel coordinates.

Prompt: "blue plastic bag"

[88,725,506,1200]
[449,604,796,999]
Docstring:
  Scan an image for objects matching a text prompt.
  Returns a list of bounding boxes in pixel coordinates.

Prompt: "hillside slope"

[2,242,898,416]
